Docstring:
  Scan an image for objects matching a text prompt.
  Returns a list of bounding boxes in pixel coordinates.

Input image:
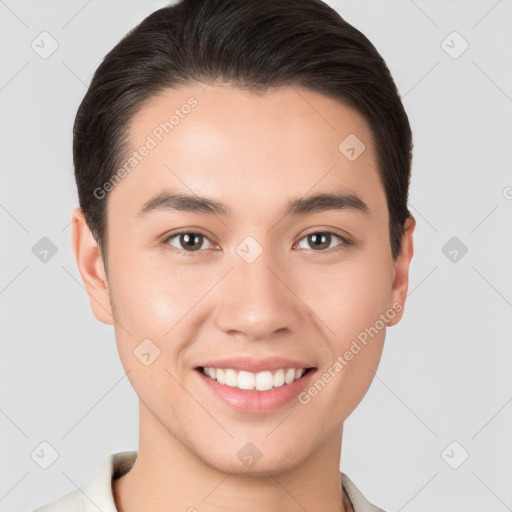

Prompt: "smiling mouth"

[196,366,316,392]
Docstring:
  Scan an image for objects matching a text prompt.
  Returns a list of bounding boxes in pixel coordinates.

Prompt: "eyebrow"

[137,188,370,218]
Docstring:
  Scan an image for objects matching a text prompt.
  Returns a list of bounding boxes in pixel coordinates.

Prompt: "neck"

[113,401,351,512]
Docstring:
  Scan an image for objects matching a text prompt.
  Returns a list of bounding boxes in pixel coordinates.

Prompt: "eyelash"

[162,229,352,257]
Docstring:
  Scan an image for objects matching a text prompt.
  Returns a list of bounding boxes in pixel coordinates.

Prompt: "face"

[72,84,414,476]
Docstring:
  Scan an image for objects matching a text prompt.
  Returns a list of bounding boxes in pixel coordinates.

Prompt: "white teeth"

[201,366,309,391]
[216,368,226,385]
[255,371,274,391]
[273,369,285,388]
[225,369,237,387]
[285,368,296,384]
[238,371,255,390]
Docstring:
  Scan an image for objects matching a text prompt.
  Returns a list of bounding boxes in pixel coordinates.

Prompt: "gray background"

[1,1,511,511]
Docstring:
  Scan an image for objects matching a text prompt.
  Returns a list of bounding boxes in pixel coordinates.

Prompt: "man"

[35,1,415,511]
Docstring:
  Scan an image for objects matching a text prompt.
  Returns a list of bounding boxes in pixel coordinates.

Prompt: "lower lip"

[195,368,317,413]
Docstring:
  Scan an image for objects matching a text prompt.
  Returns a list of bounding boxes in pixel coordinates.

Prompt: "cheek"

[303,252,393,340]
[298,260,391,415]
[302,250,392,409]
[109,247,214,332]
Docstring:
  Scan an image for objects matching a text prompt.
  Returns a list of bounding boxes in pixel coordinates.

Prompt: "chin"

[196,443,305,477]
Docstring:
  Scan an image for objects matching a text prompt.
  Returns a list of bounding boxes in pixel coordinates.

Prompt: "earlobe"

[387,215,416,327]
[70,206,114,325]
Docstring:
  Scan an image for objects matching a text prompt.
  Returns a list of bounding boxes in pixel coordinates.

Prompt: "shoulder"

[32,452,137,512]
[341,472,388,512]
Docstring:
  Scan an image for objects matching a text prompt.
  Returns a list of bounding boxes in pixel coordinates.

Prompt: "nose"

[213,242,302,340]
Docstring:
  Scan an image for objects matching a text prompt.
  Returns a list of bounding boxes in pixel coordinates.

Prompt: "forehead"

[109,84,385,219]
[128,83,375,154]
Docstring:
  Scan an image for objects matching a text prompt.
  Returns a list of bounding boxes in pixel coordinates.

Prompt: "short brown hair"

[73,0,413,265]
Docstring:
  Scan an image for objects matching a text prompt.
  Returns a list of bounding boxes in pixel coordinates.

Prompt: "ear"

[387,215,416,326]
[70,206,114,325]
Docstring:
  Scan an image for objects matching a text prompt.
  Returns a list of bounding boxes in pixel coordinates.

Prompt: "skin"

[71,84,415,512]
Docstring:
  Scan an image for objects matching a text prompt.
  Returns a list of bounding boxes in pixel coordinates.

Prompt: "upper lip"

[196,356,316,373]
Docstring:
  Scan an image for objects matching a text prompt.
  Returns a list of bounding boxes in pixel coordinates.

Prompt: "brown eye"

[165,231,214,252]
[296,232,347,251]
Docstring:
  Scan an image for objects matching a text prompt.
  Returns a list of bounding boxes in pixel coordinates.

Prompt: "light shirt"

[33,451,386,512]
